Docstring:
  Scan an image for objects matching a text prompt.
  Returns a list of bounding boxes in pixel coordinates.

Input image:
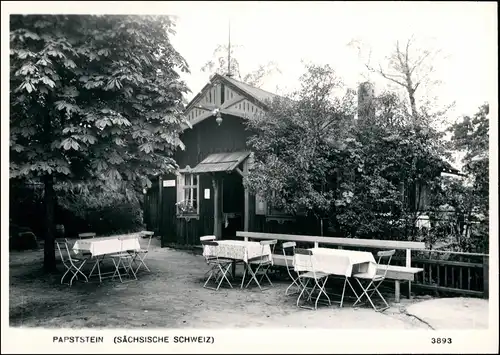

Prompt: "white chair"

[282,241,301,296]
[78,232,96,239]
[294,248,331,310]
[109,236,137,283]
[200,235,219,278]
[201,240,233,291]
[200,235,217,242]
[56,239,89,286]
[130,231,154,274]
[352,249,395,312]
[242,239,277,291]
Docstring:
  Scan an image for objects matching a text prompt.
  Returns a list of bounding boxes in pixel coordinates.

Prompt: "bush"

[10,181,145,239]
[9,223,39,251]
[83,204,145,236]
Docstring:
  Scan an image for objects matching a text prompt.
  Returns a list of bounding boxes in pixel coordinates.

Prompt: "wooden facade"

[143,74,313,245]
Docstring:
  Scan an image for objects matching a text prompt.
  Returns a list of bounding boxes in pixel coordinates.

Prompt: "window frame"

[176,172,200,217]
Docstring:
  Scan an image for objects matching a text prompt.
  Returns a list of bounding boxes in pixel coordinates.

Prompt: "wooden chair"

[242,239,278,291]
[130,231,154,274]
[78,232,96,239]
[282,241,301,296]
[200,235,217,242]
[294,248,331,310]
[352,249,395,312]
[110,237,137,283]
[201,240,233,291]
[56,240,89,286]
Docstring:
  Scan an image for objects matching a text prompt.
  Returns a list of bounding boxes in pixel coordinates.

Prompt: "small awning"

[189,151,251,174]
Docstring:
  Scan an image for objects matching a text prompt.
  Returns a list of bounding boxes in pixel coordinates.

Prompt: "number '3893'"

[431,338,452,344]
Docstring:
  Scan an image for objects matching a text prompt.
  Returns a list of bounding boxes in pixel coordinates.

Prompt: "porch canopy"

[189,151,251,174]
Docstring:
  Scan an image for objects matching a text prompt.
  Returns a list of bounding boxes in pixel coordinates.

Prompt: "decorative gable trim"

[183,74,273,128]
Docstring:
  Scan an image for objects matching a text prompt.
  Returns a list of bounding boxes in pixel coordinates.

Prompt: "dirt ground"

[8,238,486,329]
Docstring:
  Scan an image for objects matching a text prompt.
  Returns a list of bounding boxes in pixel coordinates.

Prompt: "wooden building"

[144,76,460,246]
[144,74,316,246]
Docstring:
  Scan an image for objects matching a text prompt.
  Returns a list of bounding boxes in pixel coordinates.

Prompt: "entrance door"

[221,172,244,239]
[160,174,177,245]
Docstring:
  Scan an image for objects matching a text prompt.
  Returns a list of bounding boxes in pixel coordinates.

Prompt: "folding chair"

[352,249,395,312]
[130,231,154,274]
[295,248,331,310]
[241,239,277,291]
[282,241,301,296]
[56,240,89,286]
[200,235,217,242]
[109,237,137,283]
[200,236,218,278]
[201,240,233,291]
[78,232,96,239]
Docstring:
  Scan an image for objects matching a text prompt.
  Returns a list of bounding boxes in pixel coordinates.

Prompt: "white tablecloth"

[73,233,141,256]
[202,240,272,263]
[293,247,377,278]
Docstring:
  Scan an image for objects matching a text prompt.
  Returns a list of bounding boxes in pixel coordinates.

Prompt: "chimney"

[357,81,375,121]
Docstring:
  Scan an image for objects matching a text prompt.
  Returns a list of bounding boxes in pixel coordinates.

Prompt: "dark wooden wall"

[176,114,251,168]
[144,113,327,246]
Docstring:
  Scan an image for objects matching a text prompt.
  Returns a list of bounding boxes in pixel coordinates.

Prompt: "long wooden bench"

[236,231,425,303]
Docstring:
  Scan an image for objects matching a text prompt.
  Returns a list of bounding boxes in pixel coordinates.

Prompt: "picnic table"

[202,240,273,289]
[294,248,377,277]
[293,247,378,307]
[202,240,272,263]
[73,233,141,282]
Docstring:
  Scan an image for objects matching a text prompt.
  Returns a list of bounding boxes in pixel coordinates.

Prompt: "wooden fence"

[402,249,488,298]
[240,232,490,299]
[309,245,489,298]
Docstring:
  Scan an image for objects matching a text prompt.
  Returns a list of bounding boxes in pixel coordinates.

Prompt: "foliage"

[426,176,488,252]
[10,15,189,188]
[201,43,280,87]
[175,199,196,215]
[55,181,145,235]
[245,64,355,219]
[449,103,489,216]
[10,15,190,269]
[246,63,450,240]
[424,104,490,253]
[10,180,145,239]
[333,111,449,238]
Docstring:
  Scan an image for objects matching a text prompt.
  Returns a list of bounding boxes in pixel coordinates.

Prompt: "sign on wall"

[162,179,176,187]
[204,188,211,199]
[255,194,267,215]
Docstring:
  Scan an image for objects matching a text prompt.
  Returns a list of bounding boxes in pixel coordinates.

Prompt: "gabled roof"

[184,73,279,120]
[223,76,278,106]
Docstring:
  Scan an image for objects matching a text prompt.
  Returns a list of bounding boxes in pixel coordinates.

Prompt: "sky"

[163,1,496,123]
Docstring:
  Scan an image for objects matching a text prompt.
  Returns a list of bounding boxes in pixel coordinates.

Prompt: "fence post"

[483,255,489,298]
[406,248,412,299]
[158,175,164,248]
[395,280,401,303]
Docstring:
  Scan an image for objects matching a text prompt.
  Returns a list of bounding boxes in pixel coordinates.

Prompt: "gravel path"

[405,297,489,329]
[9,240,482,330]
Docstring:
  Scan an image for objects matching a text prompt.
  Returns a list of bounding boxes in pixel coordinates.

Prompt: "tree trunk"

[43,174,57,272]
[409,94,417,119]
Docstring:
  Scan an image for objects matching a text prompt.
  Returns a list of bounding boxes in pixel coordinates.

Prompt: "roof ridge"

[221,75,279,97]
[221,75,280,100]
